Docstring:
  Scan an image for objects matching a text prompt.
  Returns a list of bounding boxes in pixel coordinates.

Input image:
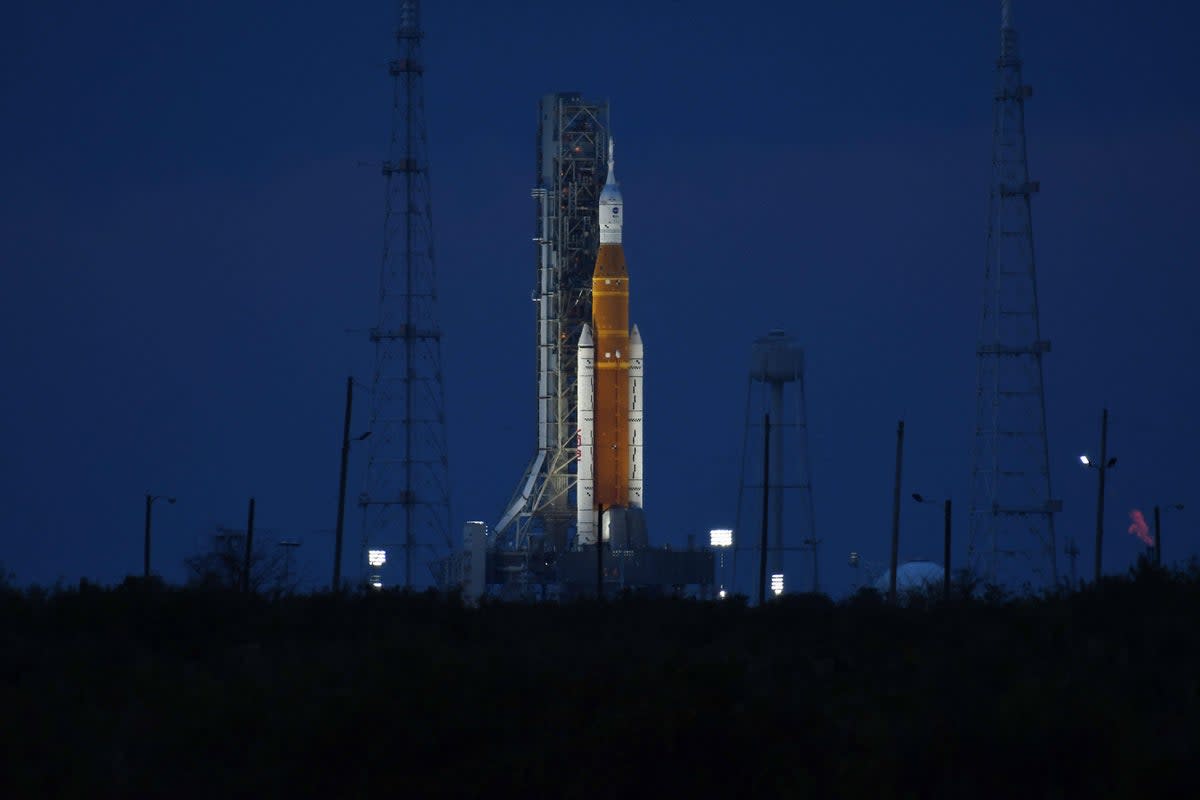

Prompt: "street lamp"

[1153,503,1185,566]
[1081,408,1117,582]
[144,493,176,578]
[912,493,952,602]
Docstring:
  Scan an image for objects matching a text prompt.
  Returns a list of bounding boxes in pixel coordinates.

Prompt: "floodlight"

[368,549,387,567]
[1079,455,1090,466]
[370,580,383,589]
[709,529,733,548]
[718,589,727,599]
[771,573,785,596]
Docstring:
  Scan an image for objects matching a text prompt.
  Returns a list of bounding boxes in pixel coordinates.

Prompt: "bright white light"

[709,529,733,548]
[771,573,785,596]
[370,580,383,589]
[1079,455,1090,466]
[718,589,727,599]
[368,549,387,567]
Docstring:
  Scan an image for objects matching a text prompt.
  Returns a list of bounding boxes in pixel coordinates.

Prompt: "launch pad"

[469,540,714,600]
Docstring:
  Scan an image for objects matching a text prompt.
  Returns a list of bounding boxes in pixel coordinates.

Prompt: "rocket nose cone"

[629,324,642,345]
[579,324,594,347]
[599,136,623,204]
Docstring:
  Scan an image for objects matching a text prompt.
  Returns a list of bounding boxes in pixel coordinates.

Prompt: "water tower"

[734,331,819,597]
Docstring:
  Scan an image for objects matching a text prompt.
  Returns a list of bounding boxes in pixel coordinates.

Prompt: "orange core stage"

[591,243,630,508]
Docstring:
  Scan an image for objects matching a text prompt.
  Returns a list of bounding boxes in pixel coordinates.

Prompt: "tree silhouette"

[183,527,298,593]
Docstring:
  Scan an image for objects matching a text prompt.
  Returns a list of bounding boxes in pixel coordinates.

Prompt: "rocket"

[577,139,644,546]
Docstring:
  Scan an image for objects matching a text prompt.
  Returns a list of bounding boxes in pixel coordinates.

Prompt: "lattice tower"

[968,0,1059,587]
[360,0,452,588]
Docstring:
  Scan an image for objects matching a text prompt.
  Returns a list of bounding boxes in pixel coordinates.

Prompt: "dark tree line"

[1,561,1197,797]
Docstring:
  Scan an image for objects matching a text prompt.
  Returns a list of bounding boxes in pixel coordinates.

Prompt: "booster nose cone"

[579,323,594,348]
[599,137,623,244]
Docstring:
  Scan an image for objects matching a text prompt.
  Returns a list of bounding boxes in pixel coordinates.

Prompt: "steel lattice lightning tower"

[360,0,452,588]
[496,94,610,554]
[969,0,1059,587]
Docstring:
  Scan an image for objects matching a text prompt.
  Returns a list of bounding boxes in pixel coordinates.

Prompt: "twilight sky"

[1,0,1197,593]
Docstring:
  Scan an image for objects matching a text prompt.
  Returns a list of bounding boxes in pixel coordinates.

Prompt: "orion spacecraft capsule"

[576,139,645,547]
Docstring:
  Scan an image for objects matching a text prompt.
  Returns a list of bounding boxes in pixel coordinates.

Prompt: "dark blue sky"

[2,1,1197,592]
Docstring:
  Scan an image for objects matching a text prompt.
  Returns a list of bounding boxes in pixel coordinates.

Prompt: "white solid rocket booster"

[576,323,597,544]
[628,324,644,509]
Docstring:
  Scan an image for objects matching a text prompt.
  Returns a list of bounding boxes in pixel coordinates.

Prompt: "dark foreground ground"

[1,564,1198,798]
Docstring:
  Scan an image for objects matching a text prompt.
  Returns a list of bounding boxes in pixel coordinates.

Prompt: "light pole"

[758,414,770,607]
[709,529,733,598]
[143,492,176,579]
[888,420,905,604]
[912,493,951,602]
[1080,408,1117,582]
[1153,504,1185,566]
[366,548,387,589]
[333,376,371,592]
[242,497,255,594]
[802,537,822,593]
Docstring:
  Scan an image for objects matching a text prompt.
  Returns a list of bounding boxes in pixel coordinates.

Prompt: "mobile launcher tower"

[497,93,610,555]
